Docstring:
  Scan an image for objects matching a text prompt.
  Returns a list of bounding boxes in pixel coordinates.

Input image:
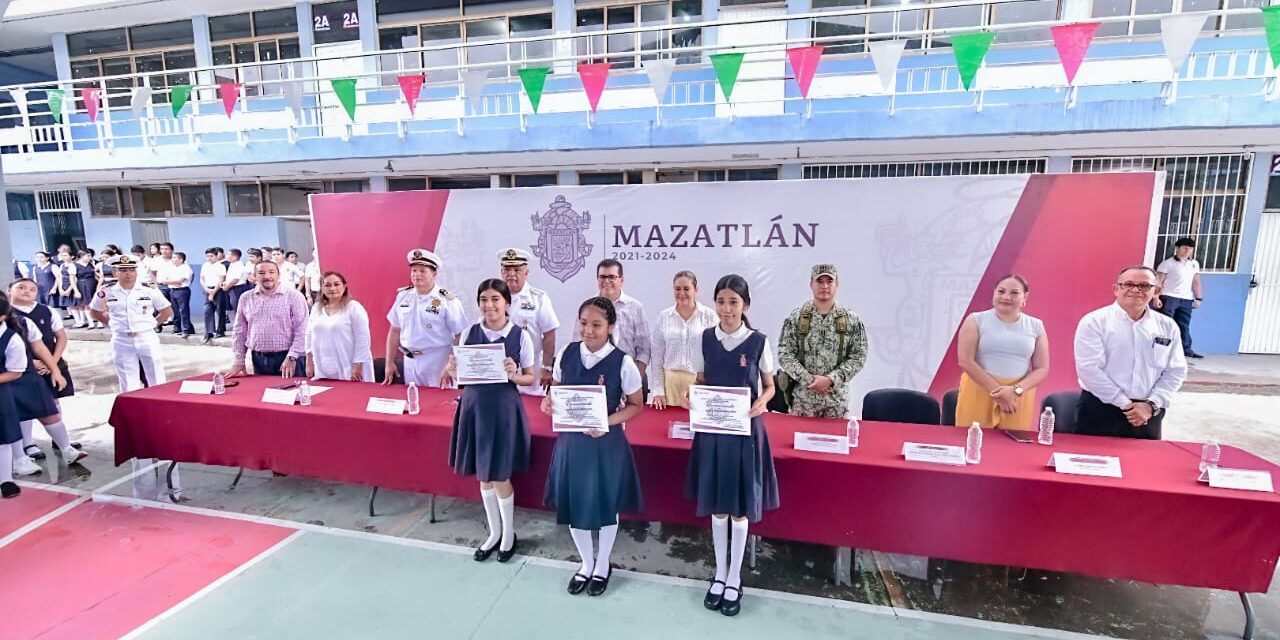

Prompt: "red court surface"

[0,501,293,640]
[0,486,78,539]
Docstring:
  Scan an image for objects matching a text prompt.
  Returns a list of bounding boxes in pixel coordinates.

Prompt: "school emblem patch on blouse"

[740,354,748,367]
[531,195,593,283]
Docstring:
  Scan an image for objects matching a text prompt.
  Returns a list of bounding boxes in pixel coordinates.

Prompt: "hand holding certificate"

[452,344,509,385]
[689,385,751,436]
[550,385,609,433]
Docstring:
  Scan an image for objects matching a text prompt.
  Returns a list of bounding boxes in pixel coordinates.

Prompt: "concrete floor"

[21,335,1280,640]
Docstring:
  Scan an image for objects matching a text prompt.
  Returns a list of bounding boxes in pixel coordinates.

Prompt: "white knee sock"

[42,420,72,451]
[710,516,729,594]
[11,438,24,462]
[569,527,595,576]
[727,519,749,590]
[479,487,501,550]
[0,443,14,484]
[498,493,515,551]
[594,521,618,577]
[20,420,34,448]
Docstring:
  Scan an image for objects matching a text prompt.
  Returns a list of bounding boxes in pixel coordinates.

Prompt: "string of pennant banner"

[11,7,1280,126]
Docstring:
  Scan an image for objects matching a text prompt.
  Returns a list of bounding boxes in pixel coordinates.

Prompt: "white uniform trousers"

[401,345,451,388]
[112,332,167,393]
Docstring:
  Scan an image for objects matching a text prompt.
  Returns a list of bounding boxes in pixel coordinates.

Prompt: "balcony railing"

[0,1,1273,160]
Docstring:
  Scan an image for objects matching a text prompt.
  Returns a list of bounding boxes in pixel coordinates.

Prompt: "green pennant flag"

[952,32,995,91]
[46,89,65,123]
[170,84,192,116]
[710,52,745,102]
[1263,6,1280,68]
[330,78,358,121]
[517,67,551,113]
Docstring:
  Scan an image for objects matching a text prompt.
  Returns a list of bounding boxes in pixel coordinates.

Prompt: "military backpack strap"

[795,303,814,364]
[834,310,849,358]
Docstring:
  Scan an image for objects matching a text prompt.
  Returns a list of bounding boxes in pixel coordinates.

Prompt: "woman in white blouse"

[305,272,375,382]
[648,270,718,410]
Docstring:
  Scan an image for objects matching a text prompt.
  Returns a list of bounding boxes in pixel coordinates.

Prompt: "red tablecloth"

[111,376,1280,593]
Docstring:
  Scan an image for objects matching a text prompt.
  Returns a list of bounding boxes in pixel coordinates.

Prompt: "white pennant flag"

[282,81,303,115]
[130,86,153,119]
[1160,13,1207,74]
[462,69,490,112]
[9,88,27,117]
[643,59,676,104]
[869,40,908,93]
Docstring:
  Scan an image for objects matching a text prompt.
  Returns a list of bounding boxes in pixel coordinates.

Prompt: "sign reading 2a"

[313,12,359,31]
[312,1,361,40]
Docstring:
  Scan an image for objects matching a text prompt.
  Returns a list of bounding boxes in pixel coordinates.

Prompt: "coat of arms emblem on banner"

[531,195,593,283]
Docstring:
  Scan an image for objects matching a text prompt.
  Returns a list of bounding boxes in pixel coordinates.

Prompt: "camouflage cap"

[811,263,838,281]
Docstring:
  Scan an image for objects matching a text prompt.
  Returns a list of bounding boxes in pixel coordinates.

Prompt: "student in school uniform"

[0,292,79,471]
[685,274,780,617]
[8,278,79,472]
[54,252,76,323]
[441,279,535,565]
[1,296,31,498]
[541,296,645,598]
[71,250,98,328]
[31,252,57,306]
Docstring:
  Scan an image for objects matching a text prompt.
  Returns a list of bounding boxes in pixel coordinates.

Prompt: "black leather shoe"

[1,481,19,498]
[473,543,497,562]
[23,444,45,460]
[587,566,611,596]
[720,587,742,617]
[496,534,517,563]
[1186,351,1205,359]
[201,336,212,345]
[703,580,725,610]
[567,572,591,595]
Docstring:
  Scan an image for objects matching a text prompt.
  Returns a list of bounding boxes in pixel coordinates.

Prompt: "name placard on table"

[668,421,694,441]
[794,432,850,455]
[261,388,299,405]
[1050,453,1123,478]
[901,442,967,466]
[179,380,214,395]
[366,397,407,415]
[1203,467,1275,493]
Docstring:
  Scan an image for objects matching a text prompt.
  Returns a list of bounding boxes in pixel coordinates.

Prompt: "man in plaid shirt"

[226,261,309,378]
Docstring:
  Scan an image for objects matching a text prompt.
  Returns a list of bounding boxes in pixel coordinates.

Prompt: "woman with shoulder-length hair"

[649,270,718,410]
[304,271,375,382]
[954,274,1050,430]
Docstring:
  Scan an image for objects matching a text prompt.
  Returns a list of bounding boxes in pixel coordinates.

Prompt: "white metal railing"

[0,3,1273,158]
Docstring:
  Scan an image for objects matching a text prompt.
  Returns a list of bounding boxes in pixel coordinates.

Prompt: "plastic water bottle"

[406,382,421,416]
[1037,407,1055,445]
[965,422,983,464]
[212,371,225,395]
[298,380,311,407]
[846,417,860,449]
[1199,439,1221,472]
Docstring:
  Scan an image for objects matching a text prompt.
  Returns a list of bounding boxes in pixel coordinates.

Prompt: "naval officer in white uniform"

[498,248,559,395]
[89,255,172,392]
[383,249,468,387]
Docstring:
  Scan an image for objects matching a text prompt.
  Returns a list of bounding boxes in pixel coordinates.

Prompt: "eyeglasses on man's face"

[597,274,621,281]
[1116,282,1156,292]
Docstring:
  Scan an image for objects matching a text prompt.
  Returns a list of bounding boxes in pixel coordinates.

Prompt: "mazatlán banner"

[311,172,1162,415]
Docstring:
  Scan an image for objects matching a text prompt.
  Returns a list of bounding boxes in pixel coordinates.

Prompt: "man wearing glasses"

[578,258,651,379]
[1073,266,1187,439]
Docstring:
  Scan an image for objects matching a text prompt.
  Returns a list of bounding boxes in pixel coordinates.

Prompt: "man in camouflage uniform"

[776,264,869,418]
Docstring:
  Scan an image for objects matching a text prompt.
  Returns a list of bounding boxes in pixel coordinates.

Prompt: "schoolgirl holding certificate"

[442,278,535,564]
[541,297,644,597]
[685,274,780,617]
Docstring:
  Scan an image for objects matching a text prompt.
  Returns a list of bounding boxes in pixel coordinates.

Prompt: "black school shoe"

[473,543,497,562]
[587,566,611,596]
[23,444,45,460]
[567,572,591,595]
[1,481,19,498]
[703,580,725,610]
[496,534,518,563]
[720,587,743,617]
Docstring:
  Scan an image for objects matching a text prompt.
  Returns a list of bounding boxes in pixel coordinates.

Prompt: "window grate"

[36,190,81,213]
[803,158,1046,180]
[1072,154,1250,273]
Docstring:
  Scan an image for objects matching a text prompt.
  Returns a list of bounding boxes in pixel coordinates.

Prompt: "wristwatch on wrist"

[1142,399,1162,415]
[1013,386,1024,397]
[541,364,553,372]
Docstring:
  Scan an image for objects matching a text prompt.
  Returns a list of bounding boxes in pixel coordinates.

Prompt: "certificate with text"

[551,385,609,432]
[689,385,751,436]
[453,344,509,385]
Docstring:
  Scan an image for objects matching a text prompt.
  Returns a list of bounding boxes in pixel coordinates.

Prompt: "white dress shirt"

[305,300,375,381]
[199,261,227,290]
[1074,303,1188,410]
[159,262,192,287]
[648,302,718,395]
[89,283,172,336]
[1156,257,1199,301]
[553,341,643,395]
[224,261,248,288]
[508,284,560,396]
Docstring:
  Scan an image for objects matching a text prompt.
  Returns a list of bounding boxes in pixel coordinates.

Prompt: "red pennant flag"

[218,82,241,117]
[81,88,101,122]
[397,74,426,115]
[786,46,824,98]
[577,62,612,113]
[1051,22,1099,86]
